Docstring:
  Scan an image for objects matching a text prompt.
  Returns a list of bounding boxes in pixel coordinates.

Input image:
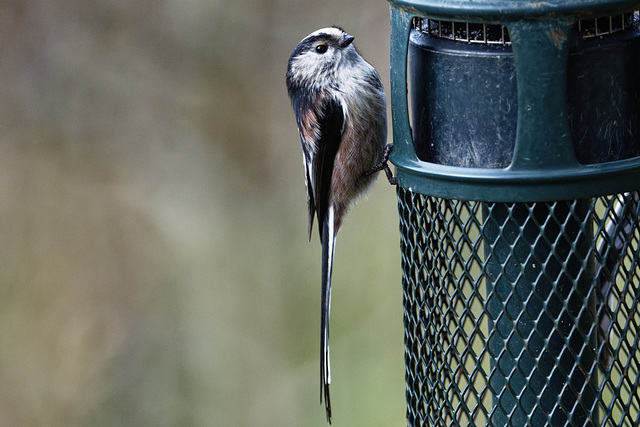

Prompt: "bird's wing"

[297,94,344,242]
[302,155,316,242]
[311,96,344,243]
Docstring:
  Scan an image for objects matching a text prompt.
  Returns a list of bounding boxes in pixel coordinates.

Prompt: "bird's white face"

[288,27,358,89]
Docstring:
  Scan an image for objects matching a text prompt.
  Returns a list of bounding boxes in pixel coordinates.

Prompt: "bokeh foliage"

[0,0,403,425]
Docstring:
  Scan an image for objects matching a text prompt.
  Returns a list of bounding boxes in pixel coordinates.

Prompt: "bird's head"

[287,27,359,90]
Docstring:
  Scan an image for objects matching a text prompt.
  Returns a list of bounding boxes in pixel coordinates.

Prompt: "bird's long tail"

[321,207,336,424]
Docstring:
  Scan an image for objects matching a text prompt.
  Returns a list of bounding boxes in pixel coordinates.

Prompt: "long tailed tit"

[286,26,394,423]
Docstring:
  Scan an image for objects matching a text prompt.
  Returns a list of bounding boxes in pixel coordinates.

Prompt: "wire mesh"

[397,187,640,426]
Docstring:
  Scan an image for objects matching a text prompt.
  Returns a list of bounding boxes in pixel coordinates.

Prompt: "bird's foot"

[363,143,397,185]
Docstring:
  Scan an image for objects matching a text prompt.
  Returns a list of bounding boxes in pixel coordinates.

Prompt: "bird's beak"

[341,34,355,48]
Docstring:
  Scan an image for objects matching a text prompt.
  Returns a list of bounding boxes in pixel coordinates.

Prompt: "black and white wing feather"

[291,90,344,242]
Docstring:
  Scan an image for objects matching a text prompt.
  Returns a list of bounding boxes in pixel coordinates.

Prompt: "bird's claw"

[363,142,397,185]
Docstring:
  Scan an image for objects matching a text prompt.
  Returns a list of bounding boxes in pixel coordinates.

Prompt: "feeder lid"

[389,0,639,21]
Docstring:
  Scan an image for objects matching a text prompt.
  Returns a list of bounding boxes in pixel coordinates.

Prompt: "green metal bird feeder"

[388,0,640,425]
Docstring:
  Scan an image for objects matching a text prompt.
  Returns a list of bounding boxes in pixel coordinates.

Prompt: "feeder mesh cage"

[397,188,640,425]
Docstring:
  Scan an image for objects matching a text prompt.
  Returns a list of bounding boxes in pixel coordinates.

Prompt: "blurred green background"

[0,0,403,425]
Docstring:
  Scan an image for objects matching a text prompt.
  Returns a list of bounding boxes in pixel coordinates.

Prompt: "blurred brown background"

[0,0,403,425]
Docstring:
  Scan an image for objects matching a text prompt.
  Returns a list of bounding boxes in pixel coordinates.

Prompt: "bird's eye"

[315,43,328,54]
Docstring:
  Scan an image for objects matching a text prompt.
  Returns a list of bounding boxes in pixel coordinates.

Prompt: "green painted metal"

[389,0,636,21]
[388,1,640,202]
[390,1,640,426]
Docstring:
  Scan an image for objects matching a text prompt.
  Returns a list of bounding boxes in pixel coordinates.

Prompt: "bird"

[286,26,394,423]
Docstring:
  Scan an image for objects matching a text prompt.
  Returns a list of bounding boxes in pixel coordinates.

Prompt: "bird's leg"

[363,142,397,185]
